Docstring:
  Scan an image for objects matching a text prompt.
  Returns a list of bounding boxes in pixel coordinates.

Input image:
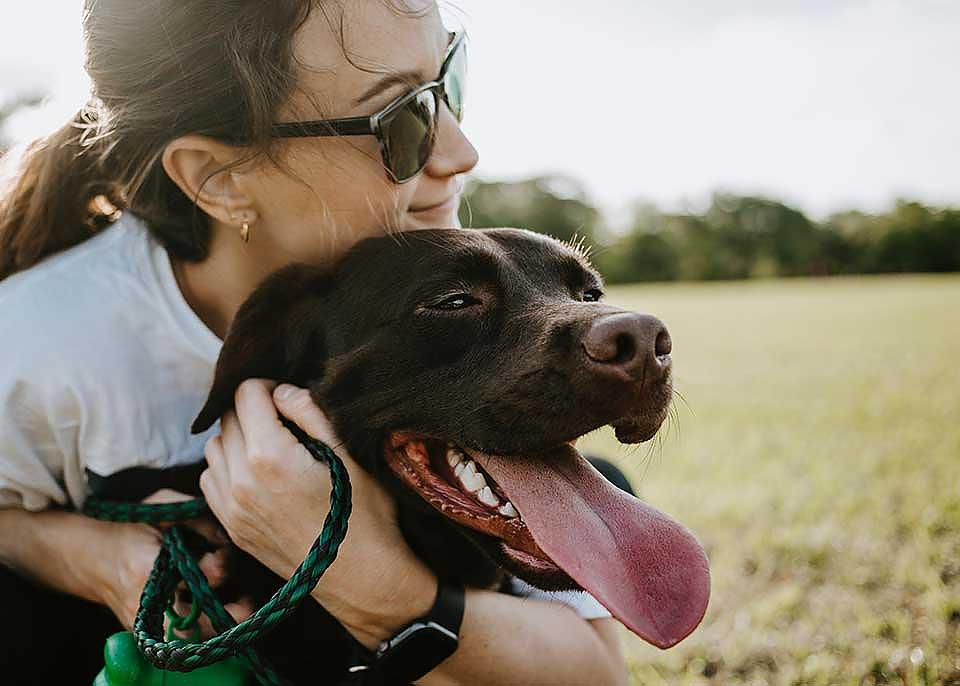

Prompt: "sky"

[1,0,957,221]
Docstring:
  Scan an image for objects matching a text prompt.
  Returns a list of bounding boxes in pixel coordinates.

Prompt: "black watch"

[350,581,465,684]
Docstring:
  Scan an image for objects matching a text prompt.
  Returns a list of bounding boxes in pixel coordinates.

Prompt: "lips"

[410,196,457,214]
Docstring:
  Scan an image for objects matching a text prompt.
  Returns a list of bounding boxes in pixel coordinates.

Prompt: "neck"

[170,223,278,340]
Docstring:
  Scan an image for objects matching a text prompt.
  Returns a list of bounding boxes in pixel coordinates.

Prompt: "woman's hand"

[200,379,436,648]
[99,489,253,637]
[97,516,164,631]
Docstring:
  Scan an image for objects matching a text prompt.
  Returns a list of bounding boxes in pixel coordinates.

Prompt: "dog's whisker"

[671,388,694,418]
[665,401,681,443]
[620,441,653,486]
[639,443,657,484]
[561,231,595,263]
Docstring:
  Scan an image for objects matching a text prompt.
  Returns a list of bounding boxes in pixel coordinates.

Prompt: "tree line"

[459,176,960,283]
[2,99,956,285]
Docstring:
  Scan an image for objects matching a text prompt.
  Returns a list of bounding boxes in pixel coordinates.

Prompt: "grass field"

[577,274,960,686]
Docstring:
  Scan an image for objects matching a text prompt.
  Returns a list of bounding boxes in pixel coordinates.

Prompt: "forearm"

[419,589,627,686]
[310,551,625,686]
[0,506,112,604]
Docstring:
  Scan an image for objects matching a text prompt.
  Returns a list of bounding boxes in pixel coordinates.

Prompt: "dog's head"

[193,228,709,648]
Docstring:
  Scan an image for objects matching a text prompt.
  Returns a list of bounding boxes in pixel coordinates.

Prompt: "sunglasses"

[270,32,467,184]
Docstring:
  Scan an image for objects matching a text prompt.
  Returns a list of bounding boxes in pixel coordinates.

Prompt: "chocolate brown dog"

[192,228,709,681]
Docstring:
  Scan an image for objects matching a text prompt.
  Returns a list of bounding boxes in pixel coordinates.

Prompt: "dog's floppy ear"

[191,263,331,434]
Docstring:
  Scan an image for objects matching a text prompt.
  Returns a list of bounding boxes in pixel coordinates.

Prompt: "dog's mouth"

[385,433,561,576]
[385,431,711,649]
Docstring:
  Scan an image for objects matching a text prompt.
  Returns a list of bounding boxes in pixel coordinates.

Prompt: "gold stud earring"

[240,221,250,243]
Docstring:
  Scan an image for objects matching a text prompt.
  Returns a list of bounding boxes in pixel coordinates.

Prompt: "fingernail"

[275,384,297,401]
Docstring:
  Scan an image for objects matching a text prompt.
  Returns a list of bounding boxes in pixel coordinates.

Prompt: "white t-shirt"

[0,212,610,620]
[0,212,221,510]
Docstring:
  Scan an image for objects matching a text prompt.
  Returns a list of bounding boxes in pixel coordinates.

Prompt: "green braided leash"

[83,497,210,522]
[83,420,352,685]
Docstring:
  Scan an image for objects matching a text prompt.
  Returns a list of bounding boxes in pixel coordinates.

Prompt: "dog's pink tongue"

[475,446,710,648]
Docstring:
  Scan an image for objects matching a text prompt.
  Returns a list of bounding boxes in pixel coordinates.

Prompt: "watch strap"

[351,580,464,685]
[419,580,465,641]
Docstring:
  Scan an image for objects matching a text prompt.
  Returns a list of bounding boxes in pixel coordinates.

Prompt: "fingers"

[273,384,341,448]
[225,598,255,624]
[168,595,256,640]
[218,410,246,480]
[201,433,231,523]
[182,515,229,547]
[232,379,285,450]
[221,379,342,466]
[141,489,199,532]
[197,548,229,588]
[168,554,255,640]
[142,488,194,505]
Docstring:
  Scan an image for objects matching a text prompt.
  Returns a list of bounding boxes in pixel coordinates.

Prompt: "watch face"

[377,622,459,681]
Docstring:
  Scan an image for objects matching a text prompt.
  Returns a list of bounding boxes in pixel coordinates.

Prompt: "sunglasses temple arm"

[270,116,375,138]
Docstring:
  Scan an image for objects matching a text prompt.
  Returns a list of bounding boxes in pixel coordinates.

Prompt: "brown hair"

[0,0,316,281]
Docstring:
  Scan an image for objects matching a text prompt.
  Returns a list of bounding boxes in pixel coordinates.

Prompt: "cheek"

[285,138,388,212]
[253,140,416,259]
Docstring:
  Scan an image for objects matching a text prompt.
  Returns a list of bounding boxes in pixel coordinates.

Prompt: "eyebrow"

[352,32,456,108]
[353,70,427,107]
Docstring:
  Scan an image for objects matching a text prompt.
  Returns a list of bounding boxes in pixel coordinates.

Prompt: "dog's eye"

[428,293,481,311]
[583,288,604,302]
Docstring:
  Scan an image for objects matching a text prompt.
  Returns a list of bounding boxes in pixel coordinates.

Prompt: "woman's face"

[238,0,479,266]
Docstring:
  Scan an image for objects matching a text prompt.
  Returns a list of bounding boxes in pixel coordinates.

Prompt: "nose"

[582,313,672,382]
[424,106,479,178]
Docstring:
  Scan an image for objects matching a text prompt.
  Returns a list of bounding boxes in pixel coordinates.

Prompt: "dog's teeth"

[454,461,467,478]
[459,462,486,492]
[498,501,519,518]
[461,472,486,493]
[477,486,500,507]
[446,449,463,469]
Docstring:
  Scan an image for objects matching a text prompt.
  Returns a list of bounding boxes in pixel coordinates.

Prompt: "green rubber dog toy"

[93,632,254,686]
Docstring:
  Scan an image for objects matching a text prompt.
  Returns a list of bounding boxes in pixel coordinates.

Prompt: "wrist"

[0,508,116,606]
[311,554,438,650]
[72,517,130,606]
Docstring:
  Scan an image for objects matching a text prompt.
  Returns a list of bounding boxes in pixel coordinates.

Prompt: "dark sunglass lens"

[384,90,437,181]
[444,42,467,122]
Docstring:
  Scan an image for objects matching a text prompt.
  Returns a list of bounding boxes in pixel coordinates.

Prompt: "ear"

[191,263,331,434]
[162,135,257,225]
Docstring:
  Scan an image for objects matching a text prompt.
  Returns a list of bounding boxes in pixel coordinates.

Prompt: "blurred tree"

[607,231,680,283]
[824,201,960,274]
[0,93,44,154]
[600,194,829,282]
[870,203,960,273]
[459,175,959,282]
[596,203,679,283]
[458,175,604,248]
[704,194,821,277]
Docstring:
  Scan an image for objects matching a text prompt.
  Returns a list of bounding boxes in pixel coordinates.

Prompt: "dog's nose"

[582,313,672,382]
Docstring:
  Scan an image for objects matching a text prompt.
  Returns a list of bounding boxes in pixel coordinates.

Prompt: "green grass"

[577,274,960,686]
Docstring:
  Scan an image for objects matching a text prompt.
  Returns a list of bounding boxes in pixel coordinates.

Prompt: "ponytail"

[1,0,321,281]
[0,106,124,281]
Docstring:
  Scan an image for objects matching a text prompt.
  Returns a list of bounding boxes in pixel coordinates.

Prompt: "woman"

[0,1,629,684]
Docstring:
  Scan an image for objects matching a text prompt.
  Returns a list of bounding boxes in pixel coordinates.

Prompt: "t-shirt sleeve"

[0,376,75,511]
[0,297,79,511]
[506,576,612,621]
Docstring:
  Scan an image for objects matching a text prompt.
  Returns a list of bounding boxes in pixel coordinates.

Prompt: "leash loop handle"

[84,423,351,686]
